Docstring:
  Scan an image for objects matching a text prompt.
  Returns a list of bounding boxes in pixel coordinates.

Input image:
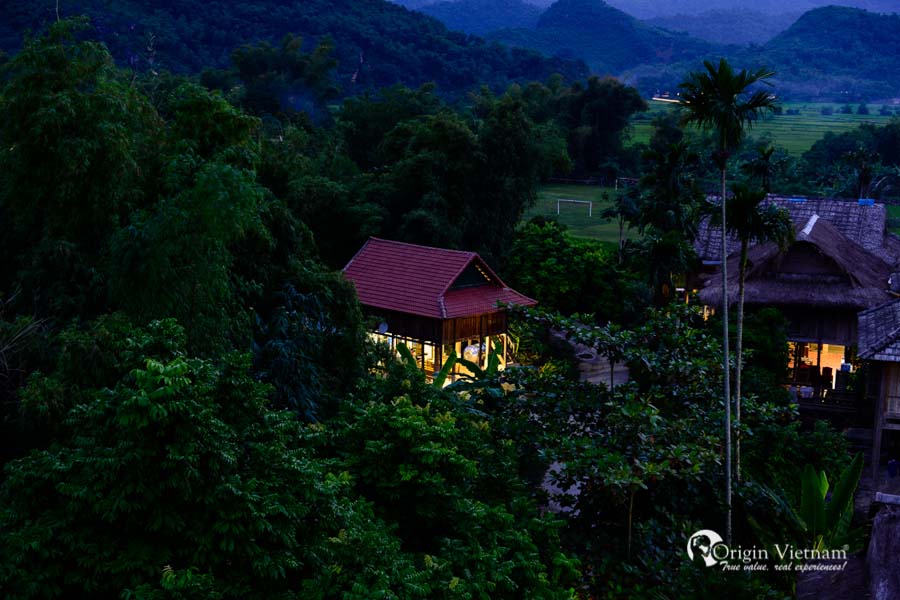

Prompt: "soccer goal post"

[555,198,592,217]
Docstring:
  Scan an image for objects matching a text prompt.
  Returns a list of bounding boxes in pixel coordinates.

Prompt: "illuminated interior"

[787,341,852,395]
[369,331,510,381]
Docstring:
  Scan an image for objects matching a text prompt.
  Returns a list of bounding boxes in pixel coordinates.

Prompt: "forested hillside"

[490,0,710,74]
[646,9,800,46]
[759,6,900,99]
[0,0,586,94]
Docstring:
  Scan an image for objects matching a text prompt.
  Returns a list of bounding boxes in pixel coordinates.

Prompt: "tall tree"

[0,18,162,320]
[556,76,646,175]
[717,183,793,480]
[230,33,339,120]
[741,144,777,193]
[632,142,703,304]
[678,58,776,543]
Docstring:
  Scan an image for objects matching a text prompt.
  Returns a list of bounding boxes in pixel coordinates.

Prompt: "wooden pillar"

[815,342,823,398]
[873,364,887,490]
[435,343,443,377]
[502,333,507,369]
[791,342,801,383]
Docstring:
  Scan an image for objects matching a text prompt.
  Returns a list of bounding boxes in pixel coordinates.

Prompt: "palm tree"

[741,144,777,193]
[678,58,776,543]
[719,183,793,481]
[634,142,704,304]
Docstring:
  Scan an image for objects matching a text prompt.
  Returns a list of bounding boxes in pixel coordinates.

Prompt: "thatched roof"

[859,300,900,362]
[695,195,900,266]
[698,214,895,310]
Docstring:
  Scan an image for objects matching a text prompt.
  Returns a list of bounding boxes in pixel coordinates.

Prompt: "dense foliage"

[0,0,586,96]
[762,6,900,100]
[498,305,849,598]
[505,218,649,323]
[0,16,863,600]
[0,22,583,598]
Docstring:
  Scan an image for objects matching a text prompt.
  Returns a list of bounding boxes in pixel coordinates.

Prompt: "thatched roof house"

[698,215,894,313]
[696,196,900,395]
[695,195,900,266]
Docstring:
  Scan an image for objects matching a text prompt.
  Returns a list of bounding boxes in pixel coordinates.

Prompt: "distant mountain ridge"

[604,0,898,19]
[646,9,801,46]
[490,0,710,74]
[756,5,900,98]
[478,1,900,100]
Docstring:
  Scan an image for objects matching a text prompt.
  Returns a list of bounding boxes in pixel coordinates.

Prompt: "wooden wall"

[364,308,509,346]
[442,311,507,343]
[780,306,857,346]
[367,309,443,344]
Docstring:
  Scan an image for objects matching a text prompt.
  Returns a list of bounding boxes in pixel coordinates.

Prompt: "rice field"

[630,100,898,156]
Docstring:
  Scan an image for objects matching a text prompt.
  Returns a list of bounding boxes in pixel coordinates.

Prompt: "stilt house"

[343,237,536,378]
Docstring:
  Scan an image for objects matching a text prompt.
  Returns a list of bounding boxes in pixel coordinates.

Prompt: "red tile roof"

[342,238,536,319]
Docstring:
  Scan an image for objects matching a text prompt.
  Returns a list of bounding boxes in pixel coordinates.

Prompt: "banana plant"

[797,451,863,550]
[446,339,505,400]
[432,349,457,388]
[395,342,457,388]
[748,452,864,553]
[395,340,504,404]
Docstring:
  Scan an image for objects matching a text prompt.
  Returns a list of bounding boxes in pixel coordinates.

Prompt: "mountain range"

[490,0,710,75]
[602,0,898,19]
[2,0,899,101]
[431,0,900,100]
[645,10,802,45]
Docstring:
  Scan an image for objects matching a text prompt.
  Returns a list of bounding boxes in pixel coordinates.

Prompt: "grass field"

[887,205,900,234]
[631,100,898,156]
[526,183,622,245]
[533,184,900,243]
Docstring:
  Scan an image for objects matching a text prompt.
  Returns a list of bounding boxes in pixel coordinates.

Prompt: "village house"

[859,299,900,487]
[695,195,900,405]
[342,237,536,379]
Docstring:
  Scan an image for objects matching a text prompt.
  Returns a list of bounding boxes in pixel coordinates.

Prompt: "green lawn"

[526,184,624,246]
[631,100,897,156]
[887,204,900,235]
[533,182,900,243]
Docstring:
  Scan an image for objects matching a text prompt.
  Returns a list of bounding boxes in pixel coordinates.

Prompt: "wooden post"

[816,341,823,398]
[435,343,443,378]
[873,366,886,491]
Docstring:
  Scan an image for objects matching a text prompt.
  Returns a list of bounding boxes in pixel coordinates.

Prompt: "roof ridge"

[862,323,900,359]
[367,236,477,257]
[859,301,900,359]
[800,214,819,237]
[880,325,900,354]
